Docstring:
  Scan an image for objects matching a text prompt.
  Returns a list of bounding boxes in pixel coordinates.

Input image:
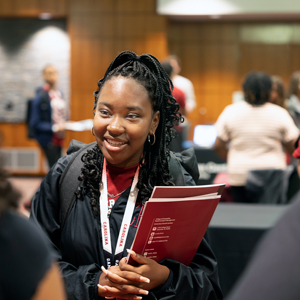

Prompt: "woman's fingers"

[102,265,127,283]
[101,266,149,295]
[99,284,146,299]
[127,249,149,265]
[102,265,150,284]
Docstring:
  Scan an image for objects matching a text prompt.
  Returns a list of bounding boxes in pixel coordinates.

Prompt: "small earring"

[148,133,156,145]
[91,127,95,136]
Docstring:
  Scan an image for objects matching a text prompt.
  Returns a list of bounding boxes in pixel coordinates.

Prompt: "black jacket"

[29,87,53,147]
[0,211,52,300]
[30,150,223,300]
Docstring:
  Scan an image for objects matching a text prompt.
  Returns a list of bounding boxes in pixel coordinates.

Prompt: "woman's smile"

[104,138,128,151]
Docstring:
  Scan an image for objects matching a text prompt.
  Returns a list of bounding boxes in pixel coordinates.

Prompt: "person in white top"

[165,55,196,114]
[163,55,196,142]
[214,72,299,203]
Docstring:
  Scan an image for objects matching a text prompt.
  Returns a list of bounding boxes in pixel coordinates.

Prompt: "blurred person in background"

[162,55,196,141]
[270,76,286,108]
[30,65,67,168]
[164,55,196,114]
[213,72,299,203]
[0,153,66,299]
[286,71,300,129]
[270,76,294,165]
[161,60,186,152]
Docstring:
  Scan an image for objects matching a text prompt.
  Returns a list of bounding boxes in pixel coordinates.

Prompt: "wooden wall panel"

[68,0,168,147]
[167,22,240,138]
[70,91,96,125]
[239,44,291,80]
[3,0,300,174]
[0,0,67,16]
[0,124,38,147]
[167,21,300,140]
[290,44,300,76]
[0,123,47,175]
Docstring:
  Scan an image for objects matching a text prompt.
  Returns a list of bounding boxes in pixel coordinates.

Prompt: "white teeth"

[107,139,126,146]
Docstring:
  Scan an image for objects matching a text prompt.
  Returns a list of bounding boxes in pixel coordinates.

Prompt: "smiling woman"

[30,50,223,300]
[93,76,160,168]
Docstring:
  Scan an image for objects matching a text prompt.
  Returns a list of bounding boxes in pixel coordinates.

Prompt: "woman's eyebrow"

[98,102,143,112]
[98,101,111,107]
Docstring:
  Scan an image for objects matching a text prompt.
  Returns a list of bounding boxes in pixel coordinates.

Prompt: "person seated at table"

[30,50,223,300]
[0,161,66,300]
[214,72,299,203]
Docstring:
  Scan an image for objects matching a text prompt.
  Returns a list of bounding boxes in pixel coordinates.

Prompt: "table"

[207,203,289,296]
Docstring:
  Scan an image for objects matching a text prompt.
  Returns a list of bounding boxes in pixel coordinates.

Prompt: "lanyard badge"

[99,159,139,268]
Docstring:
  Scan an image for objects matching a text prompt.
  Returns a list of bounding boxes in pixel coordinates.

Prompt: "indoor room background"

[1,0,300,174]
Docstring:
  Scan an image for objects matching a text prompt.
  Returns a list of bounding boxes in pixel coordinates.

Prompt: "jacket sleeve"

[148,164,223,300]
[30,92,53,133]
[149,238,223,300]
[30,155,103,300]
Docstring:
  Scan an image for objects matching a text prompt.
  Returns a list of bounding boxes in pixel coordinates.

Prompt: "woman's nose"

[107,115,125,134]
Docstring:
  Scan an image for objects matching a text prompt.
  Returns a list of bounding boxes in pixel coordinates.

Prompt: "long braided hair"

[76,51,182,217]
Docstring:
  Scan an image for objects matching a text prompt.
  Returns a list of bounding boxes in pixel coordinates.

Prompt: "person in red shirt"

[161,61,186,152]
[292,137,300,176]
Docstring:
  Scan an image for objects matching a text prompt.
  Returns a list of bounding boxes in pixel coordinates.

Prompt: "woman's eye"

[127,113,139,119]
[99,109,110,116]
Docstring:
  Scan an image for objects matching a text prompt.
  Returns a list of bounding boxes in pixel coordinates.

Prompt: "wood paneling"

[3,0,300,174]
[0,0,67,17]
[239,44,291,79]
[0,123,47,175]
[167,21,300,139]
[0,123,37,147]
[168,21,240,138]
[66,0,168,150]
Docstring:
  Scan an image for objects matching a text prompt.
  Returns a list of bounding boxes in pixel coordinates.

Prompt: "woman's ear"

[150,111,160,134]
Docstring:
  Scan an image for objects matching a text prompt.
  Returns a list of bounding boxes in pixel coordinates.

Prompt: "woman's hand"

[98,250,170,298]
[98,264,150,299]
[120,250,170,291]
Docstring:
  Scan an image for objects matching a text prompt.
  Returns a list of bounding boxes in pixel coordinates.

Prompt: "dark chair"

[245,166,300,204]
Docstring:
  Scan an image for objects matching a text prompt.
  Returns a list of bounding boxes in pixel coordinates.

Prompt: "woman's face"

[93,76,160,168]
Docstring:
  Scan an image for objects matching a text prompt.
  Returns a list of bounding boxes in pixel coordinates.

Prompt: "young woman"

[30,51,222,300]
